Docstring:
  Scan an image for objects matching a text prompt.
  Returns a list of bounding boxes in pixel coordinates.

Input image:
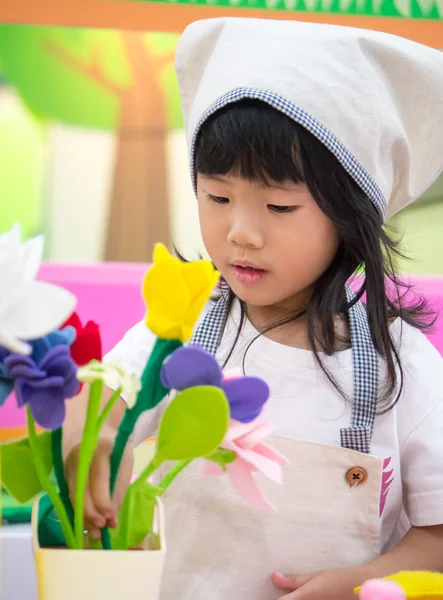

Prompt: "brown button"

[346,467,368,487]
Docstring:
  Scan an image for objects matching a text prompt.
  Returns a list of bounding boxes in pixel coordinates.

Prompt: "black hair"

[191,99,435,412]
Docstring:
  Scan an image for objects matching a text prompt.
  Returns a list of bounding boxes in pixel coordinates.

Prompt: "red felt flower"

[63,313,102,366]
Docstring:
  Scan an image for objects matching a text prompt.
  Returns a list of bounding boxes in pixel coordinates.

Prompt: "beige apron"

[158,437,382,600]
[156,291,382,599]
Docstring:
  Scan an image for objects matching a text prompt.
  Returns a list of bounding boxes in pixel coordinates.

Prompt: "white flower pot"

[32,496,166,600]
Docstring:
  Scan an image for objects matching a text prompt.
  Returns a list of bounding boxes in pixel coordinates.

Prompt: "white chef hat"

[175,17,443,220]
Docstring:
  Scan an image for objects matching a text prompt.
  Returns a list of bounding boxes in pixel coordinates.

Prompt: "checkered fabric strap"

[191,286,379,455]
[190,88,386,218]
[189,293,229,356]
[340,286,380,454]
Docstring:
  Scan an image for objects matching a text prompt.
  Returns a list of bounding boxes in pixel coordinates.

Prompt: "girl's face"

[197,173,340,312]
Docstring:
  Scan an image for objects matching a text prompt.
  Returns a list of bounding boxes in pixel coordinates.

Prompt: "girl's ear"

[358,580,406,600]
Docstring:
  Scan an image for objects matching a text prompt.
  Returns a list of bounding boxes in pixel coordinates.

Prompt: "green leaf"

[205,448,237,472]
[156,386,229,461]
[111,481,159,550]
[0,432,53,503]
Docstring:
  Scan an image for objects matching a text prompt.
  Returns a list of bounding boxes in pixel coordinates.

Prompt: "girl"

[63,17,443,600]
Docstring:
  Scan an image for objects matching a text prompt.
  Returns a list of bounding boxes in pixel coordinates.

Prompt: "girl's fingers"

[64,436,134,536]
[89,453,115,523]
[84,489,106,531]
[67,453,106,531]
[88,528,102,541]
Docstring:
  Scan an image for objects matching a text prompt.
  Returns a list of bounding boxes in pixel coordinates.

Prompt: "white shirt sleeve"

[401,399,443,527]
[104,320,156,377]
[102,300,214,445]
[397,325,443,527]
[103,321,164,446]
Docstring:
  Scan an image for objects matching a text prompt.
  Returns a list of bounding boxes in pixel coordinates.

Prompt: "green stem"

[74,380,103,548]
[132,454,164,489]
[101,441,161,551]
[109,411,138,492]
[109,339,180,493]
[27,407,76,549]
[157,460,191,493]
[100,338,181,549]
[101,525,112,551]
[99,413,136,547]
[94,386,123,550]
[51,428,74,526]
[96,387,122,433]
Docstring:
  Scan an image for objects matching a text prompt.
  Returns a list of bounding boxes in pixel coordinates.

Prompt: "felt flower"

[62,313,102,365]
[0,327,76,407]
[0,223,76,355]
[160,345,269,423]
[4,345,79,430]
[30,327,76,364]
[358,572,443,600]
[202,418,289,512]
[77,361,141,408]
[0,345,16,406]
[359,580,406,600]
[143,244,219,342]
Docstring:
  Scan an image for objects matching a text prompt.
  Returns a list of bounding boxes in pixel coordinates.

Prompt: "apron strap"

[190,291,229,356]
[339,286,379,454]
[191,286,379,455]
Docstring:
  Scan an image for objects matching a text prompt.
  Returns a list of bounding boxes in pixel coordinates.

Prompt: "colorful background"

[0,5,442,269]
[0,8,442,598]
[0,26,189,263]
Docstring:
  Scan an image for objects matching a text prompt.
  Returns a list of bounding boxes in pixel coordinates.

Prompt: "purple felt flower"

[4,345,79,430]
[160,345,269,423]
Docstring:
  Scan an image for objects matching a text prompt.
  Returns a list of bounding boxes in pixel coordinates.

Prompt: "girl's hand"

[64,424,134,540]
[272,565,372,600]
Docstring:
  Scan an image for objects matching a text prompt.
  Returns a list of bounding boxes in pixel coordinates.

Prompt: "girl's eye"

[268,205,297,214]
[208,194,230,205]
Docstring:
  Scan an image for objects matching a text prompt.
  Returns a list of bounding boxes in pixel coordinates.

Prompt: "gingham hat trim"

[192,287,380,454]
[190,88,386,219]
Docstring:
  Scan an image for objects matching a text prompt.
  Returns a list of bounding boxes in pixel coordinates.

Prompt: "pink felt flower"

[359,580,405,600]
[201,418,289,512]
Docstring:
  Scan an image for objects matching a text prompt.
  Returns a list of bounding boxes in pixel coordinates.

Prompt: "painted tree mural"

[0,25,182,261]
[0,60,46,242]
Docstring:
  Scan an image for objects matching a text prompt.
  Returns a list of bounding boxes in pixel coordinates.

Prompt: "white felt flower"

[76,362,120,388]
[0,224,76,354]
[77,361,141,408]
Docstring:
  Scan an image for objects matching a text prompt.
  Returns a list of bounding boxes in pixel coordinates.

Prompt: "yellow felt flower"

[383,572,443,600]
[143,244,219,342]
[356,572,443,600]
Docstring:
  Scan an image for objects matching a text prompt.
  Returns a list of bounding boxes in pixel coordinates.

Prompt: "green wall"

[389,199,443,275]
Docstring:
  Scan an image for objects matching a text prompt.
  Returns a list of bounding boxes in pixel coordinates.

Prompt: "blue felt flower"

[160,345,269,423]
[29,326,76,364]
[0,327,76,408]
[4,345,79,430]
[0,345,13,407]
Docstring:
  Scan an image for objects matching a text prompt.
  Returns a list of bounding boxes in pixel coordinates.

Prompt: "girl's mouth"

[232,265,268,284]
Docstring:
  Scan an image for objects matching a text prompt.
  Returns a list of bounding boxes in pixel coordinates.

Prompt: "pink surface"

[353,276,443,356]
[1,266,442,428]
[414,277,443,355]
[2,261,149,427]
[36,262,149,353]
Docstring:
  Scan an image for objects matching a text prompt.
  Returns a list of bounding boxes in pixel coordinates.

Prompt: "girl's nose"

[227,216,264,249]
